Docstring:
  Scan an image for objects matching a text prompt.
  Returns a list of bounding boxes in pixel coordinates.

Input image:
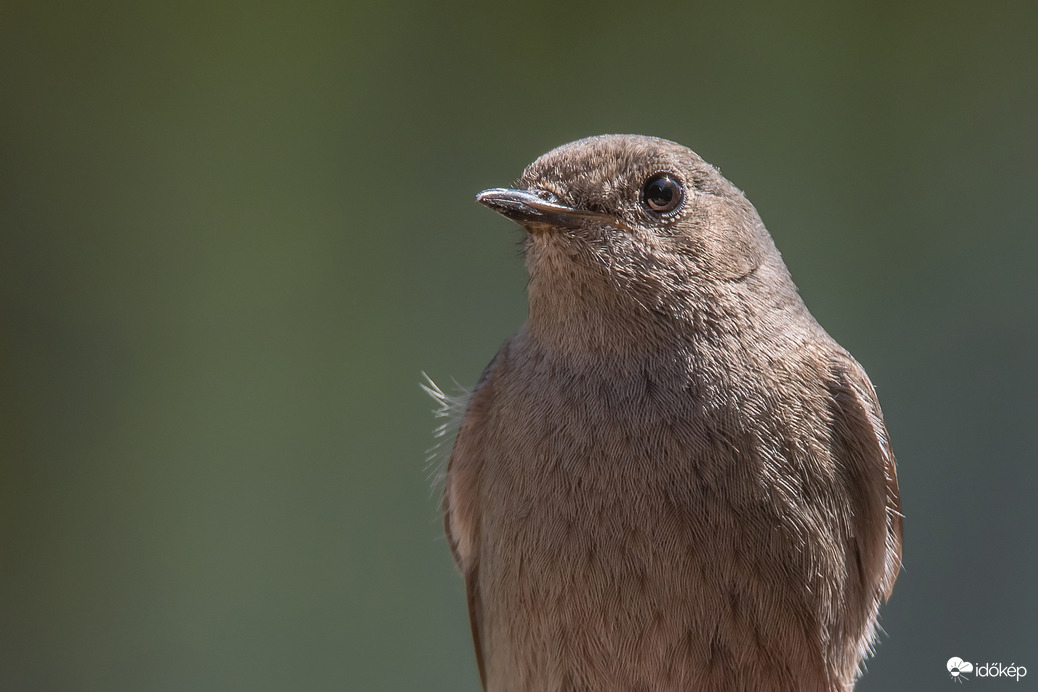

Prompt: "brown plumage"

[442,135,902,691]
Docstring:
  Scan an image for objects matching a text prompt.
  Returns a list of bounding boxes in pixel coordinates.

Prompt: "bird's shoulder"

[822,345,903,599]
[443,338,514,564]
[442,340,515,692]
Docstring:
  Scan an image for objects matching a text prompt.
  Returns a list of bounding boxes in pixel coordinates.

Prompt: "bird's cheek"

[702,236,763,280]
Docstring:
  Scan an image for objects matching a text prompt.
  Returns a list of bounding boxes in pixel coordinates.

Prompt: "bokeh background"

[2,1,1036,690]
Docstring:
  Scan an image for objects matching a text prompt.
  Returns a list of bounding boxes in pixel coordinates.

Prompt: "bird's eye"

[641,173,684,215]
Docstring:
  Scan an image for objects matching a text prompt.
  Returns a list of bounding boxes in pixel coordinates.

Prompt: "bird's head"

[477,135,800,351]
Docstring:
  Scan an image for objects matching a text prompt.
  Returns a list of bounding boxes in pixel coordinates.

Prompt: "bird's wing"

[444,347,508,691]
[443,477,487,691]
[827,350,903,600]
[462,564,487,690]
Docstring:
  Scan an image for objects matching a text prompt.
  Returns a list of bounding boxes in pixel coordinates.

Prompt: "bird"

[440,135,902,691]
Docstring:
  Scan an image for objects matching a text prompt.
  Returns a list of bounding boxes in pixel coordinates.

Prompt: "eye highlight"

[641,173,684,215]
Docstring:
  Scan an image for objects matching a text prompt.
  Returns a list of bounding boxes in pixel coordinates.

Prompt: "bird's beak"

[476,188,608,231]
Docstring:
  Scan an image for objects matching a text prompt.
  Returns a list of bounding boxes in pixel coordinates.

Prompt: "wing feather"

[443,345,509,690]
[828,351,903,600]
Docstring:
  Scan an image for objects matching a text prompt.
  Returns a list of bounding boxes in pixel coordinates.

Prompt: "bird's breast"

[471,343,841,690]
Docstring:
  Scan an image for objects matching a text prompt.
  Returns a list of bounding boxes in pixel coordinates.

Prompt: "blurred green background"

[2,1,1036,690]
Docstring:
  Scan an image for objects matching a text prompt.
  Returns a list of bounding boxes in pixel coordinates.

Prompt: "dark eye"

[641,173,684,214]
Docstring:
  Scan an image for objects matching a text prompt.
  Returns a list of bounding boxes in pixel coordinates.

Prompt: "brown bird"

[440,135,902,691]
